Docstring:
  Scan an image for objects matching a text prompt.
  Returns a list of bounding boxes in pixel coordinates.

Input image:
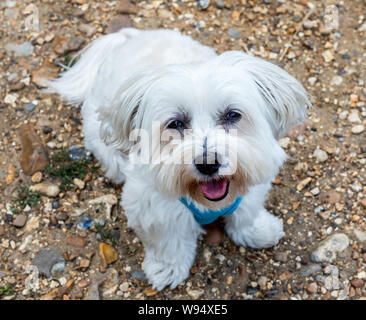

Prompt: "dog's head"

[98,51,311,208]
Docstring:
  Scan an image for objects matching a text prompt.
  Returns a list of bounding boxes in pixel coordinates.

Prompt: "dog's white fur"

[49,28,311,291]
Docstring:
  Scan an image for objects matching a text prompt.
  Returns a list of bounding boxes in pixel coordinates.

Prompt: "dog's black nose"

[195,157,221,176]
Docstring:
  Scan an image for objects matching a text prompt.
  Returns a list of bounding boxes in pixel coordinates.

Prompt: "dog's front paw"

[143,257,190,291]
[226,209,284,249]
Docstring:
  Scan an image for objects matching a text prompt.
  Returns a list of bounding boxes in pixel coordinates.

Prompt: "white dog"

[49,28,311,291]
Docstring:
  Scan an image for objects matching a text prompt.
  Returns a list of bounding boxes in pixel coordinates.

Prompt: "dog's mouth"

[199,179,229,202]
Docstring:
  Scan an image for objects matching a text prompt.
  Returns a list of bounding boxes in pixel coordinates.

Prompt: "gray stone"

[5,42,34,57]
[33,246,65,278]
[311,233,350,263]
[323,265,339,276]
[324,275,340,290]
[131,269,146,280]
[68,146,86,161]
[274,252,288,263]
[299,264,322,277]
[228,28,240,39]
[197,0,210,9]
[24,103,36,112]
[215,0,225,8]
[50,261,66,278]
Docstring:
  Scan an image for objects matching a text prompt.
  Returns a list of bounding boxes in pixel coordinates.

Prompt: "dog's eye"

[167,120,185,130]
[224,111,242,122]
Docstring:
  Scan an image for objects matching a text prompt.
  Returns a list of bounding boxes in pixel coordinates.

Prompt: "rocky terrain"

[0,0,366,300]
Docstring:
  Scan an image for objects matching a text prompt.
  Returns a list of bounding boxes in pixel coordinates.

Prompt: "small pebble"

[73,178,85,189]
[56,212,68,221]
[52,200,61,209]
[228,28,240,39]
[24,103,36,112]
[351,125,364,135]
[68,146,87,161]
[31,171,42,183]
[350,279,364,288]
[131,270,146,280]
[215,0,225,9]
[77,216,94,230]
[67,235,87,248]
[197,0,210,9]
[13,214,27,228]
[306,282,318,294]
[274,252,288,263]
[313,148,328,162]
[30,183,60,197]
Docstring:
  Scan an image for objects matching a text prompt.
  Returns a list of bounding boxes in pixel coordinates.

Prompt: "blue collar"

[179,197,243,225]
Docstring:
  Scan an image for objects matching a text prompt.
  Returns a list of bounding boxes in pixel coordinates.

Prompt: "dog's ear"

[97,71,160,153]
[222,51,312,139]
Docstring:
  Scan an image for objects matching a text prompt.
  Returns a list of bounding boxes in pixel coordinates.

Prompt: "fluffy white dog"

[49,28,311,291]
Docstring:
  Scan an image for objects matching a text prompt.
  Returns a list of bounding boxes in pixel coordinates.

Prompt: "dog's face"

[98,51,310,208]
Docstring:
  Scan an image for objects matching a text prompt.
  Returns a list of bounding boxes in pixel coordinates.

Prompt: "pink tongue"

[199,180,228,200]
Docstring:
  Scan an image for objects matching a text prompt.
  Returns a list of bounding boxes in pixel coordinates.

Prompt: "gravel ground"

[1,0,366,300]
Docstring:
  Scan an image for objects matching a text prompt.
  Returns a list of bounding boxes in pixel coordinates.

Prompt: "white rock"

[89,194,118,220]
[311,233,350,263]
[359,23,366,32]
[304,20,316,29]
[18,235,33,251]
[287,52,296,60]
[187,288,204,299]
[73,178,85,190]
[215,254,225,262]
[294,162,308,172]
[297,177,312,191]
[258,276,268,290]
[25,216,39,232]
[313,148,328,162]
[339,110,348,120]
[310,187,320,196]
[203,248,212,263]
[351,125,364,134]
[322,50,334,63]
[324,265,339,276]
[354,229,366,242]
[324,275,340,290]
[30,183,60,197]
[331,76,343,86]
[348,110,361,123]
[279,137,290,149]
[59,277,67,286]
[308,77,317,86]
[119,282,129,292]
[4,93,18,106]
